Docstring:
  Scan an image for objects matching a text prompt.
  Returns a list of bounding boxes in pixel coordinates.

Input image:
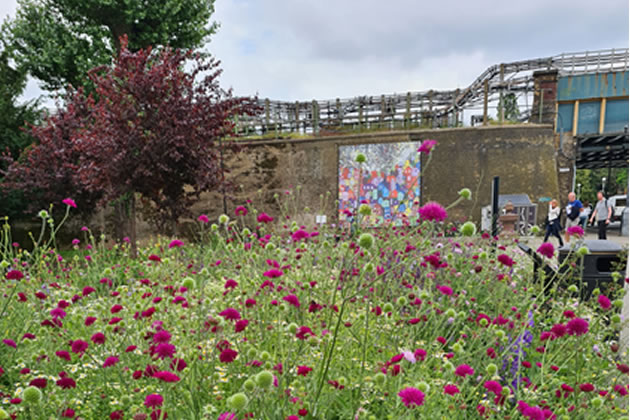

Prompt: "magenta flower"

[219,348,238,363]
[103,356,119,368]
[296,365,313,376]
[153,370,180,382]
[497,253,515,267]
[218,414,238,420]
[91,332,106,344]
[56,350,71,361]
[219,308,241,321]
[56,377,76,389]
[71,340,89,354]
[145,394,164,408]
[550,323,567,338]
[263,269,284,278]
[398,387,425,407]
[291,229,310,241]
[234,319,249,333]
[418,201,447,222]
[148,254,162,262]
[198,214,209,223]
[62,198,77,208]
[282,294,301,308]
[154,342,176,359]
[437,285,453,296]
[454,364,474,377]
[2,339,16,349]
[567,225,584,237]
[484,380,502,396]
[6,269,24,280]
[444,384,460,395]
[153,330,172,343]
[417,139,437,154]
[536,242,555,259]
[566,317,589,336]
[168,239,184,249]
[235,205,248,216]
[597,294,611,310]
[85,317,96,326]
[257,212,274,223]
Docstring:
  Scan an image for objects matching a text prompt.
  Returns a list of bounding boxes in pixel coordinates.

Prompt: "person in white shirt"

[543,199,563,246]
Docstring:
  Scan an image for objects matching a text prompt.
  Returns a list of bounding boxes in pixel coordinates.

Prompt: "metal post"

[483,81,489,126]
[491,176,500,238]
[538,86,544,123]
[499,64,505,124]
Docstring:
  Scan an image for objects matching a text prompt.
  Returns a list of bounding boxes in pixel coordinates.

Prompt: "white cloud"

[2,0,629,103]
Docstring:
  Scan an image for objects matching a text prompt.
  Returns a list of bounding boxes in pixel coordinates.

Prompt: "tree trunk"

[129,194,138,258]
[113,194,138,258]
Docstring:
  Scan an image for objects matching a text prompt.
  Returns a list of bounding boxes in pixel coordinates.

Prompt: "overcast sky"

[1,0,629,103]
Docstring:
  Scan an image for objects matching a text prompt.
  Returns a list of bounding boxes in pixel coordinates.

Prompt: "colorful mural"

[338,142,422,226]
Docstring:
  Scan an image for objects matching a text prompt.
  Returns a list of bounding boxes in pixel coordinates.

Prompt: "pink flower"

[103,356,119,368]
[444,384,460,395]
[282,294,301,308]
[291,229,310,241]
[418,202,447,222]
[257,213,274,223]
[454,364,474,377]
[579,383,595,392]
[235,205,248,216]
[3,339,16,349]
[145,393,164,408]
[551,323,567,338]
[414,348,427,361]
[597,294,611,310]
[567,226,584,237]
[497,254,515,267]
[198,214,209,223]
[417,139,437,154]
[218,414,238,420]
[566,318,589,336]
[168,239,184,249]
[56,350,71,361]
[91,332,106,344]
[56,377,77,389]
[536,242,555,259]
[263,269,284,278]
[296,365,312,376]
[153,330,172,343]
[398,387,425,407]
[219,348,238,363]
[71,340,89,354]
[437,285,453,296]
[219,308,241,321]
[6,269,24,280]
[148,254,162,262]
[154,342,176,359]
[153,370,180,382]
[484,381,502,396]
[62,198,77,208]
[234,319,249,333]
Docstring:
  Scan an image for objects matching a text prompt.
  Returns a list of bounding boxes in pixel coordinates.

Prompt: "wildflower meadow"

[0,148,628,420]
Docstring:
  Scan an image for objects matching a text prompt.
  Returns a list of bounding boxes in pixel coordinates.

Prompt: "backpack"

[568,204,580,221]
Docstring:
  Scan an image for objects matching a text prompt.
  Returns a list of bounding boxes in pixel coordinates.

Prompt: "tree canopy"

[1,0,218,92]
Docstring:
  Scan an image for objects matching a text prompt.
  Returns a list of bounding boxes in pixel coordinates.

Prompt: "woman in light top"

[543,199,563,246]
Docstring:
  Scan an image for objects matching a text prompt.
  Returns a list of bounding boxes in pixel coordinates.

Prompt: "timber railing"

[233,48,629,137]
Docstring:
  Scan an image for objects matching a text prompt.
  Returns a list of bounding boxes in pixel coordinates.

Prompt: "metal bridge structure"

[234,47,629,171]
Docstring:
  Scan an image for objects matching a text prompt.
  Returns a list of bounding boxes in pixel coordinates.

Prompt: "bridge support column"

[531,70,558,125]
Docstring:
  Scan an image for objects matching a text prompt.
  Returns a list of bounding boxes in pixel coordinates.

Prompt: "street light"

[577,183,581,198]
[602,177,607,195]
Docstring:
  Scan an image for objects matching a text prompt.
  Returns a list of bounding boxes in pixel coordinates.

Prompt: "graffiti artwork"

[338,142,422,226]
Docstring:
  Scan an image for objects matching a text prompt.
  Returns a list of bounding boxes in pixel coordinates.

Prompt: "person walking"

[564,192,583,243]
[580,201,591,228]
[543,199,563,246]
[589,191,613,240]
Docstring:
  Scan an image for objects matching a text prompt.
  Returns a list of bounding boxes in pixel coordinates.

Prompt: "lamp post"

[577,183,581,199]
[602,177,607,196]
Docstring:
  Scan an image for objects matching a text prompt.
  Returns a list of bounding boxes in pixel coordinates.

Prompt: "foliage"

[0,192,628,420]
[1,91,103,219]
[1,0,218,92]
[576,168,628,205]
[0,48,41,219]
[497,93,520,122]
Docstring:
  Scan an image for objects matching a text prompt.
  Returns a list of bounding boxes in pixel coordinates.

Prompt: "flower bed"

[0,199,628,420]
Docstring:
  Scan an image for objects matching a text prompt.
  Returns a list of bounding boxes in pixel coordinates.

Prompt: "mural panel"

[338,142,422,226]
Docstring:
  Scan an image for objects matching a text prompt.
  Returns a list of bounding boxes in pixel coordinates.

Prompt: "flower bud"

[22,386,42,404]
[358,233,375,249]
[243,379,256,391]
[228,393,248,411]
[486,363,498,375]
[460,221,476,236]
[577,246,589,257]
[458,188,472,200]
[255,371,273,388]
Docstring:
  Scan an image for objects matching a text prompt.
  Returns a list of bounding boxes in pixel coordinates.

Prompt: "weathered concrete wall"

[186,124,560,231]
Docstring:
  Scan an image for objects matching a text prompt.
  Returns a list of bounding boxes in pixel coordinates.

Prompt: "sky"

[1,0,629,103]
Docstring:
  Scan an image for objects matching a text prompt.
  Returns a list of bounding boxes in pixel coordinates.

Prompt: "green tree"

[2,0,218,92]
[0,47,41,219]
[497,93,520,122]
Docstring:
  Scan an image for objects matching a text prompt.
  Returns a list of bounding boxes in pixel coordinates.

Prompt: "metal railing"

[233,48,629,136]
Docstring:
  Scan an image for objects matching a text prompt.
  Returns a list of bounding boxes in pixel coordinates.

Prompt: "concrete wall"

[186,124,560,231]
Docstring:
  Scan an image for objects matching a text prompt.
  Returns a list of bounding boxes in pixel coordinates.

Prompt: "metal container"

[558,239,626,300]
